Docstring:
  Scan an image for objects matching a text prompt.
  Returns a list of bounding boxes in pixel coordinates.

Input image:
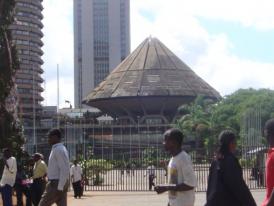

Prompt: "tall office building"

[10,0,44,146]
[74,0,130,108]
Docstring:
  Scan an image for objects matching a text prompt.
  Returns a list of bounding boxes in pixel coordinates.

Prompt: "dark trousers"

[0,184,13,206]
[14,183,32,206]
[31,178,46,206]
[72,181,82,198]
[148,174,155,190]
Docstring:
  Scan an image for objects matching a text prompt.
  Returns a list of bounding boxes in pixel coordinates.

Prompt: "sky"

[41,0,274,108]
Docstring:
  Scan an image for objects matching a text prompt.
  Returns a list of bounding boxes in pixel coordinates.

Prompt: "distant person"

[205,130,256,206]
[262,118,274,206]
[14,164,32,206]
[70,160,83,199]
[155,128,197,206]
[145,163,156,191]
[31,153,47,206]
[126,163,131,176]
[0,148,17,206]
[38,129,70,206]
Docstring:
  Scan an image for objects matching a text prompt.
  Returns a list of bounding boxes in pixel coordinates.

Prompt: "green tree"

[177,96,216,149]
[212,88,274,137]
[80,158,113,185]
[0,0,24,152]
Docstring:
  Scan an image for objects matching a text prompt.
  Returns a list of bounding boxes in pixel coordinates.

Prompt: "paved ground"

[67,190,265,206]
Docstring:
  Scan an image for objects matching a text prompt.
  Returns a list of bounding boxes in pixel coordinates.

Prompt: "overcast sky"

[41,0,274,108]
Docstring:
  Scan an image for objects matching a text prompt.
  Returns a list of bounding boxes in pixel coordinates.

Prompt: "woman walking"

[205,130,257,206]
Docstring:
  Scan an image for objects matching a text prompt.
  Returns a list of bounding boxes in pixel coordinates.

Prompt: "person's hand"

[154,185,168,194]
[56,189,63,195]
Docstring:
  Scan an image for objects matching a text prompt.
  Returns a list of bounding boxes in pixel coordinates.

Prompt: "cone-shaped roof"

[83,37,221,120]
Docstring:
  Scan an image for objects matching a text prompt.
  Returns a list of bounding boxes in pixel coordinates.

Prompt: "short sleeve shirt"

[262,148,274,206]
[168,150,197,206]
[70,164,83,183]
[0,157,17,187]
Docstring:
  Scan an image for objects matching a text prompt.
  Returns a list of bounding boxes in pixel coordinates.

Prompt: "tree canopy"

[177,88,274,153]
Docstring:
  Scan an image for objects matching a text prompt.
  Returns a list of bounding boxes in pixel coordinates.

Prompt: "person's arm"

[266,189,274,206]
[56,148,70,191]
[80,166,83,180]
[70,167,74,182]
[7,158,16,173]
[155,182,193,194]
[4,158,9,169]
[43,162,48,178]
[222,156,256,206]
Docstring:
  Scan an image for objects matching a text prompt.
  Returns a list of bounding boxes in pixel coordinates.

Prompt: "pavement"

[67,190,266,206]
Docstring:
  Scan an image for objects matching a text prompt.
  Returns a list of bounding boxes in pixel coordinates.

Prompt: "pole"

[57,64,60,128]
[32,62,36,152]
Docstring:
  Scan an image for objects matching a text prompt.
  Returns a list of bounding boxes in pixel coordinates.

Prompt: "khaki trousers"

[38,180,68,206]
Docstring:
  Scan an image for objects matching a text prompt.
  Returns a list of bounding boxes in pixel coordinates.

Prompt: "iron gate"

[61,120,266,191]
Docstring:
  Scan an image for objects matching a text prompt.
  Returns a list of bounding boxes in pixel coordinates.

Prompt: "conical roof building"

[83,37,221,123]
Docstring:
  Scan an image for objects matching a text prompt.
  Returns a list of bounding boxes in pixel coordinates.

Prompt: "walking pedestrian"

[38,128,70,206]
[0,148,17,206]
[155,128,197,206]
[205,130,256,206]
[70,160,83,199]
[262,118,274,206]
[145,163,156,191]
[14,164,32,206]
[31,153,47,206]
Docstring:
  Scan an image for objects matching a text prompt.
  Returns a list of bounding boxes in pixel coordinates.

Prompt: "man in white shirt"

[155,128,197,206]
[38,129,70,206]
[70,160,83,198]
[0,148,17,206]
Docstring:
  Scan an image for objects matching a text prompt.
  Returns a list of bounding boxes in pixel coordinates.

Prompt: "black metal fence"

[32,118,267,191]
[64,122,267,192]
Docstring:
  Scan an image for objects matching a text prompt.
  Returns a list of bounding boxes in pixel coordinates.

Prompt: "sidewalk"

[67,190,265,206]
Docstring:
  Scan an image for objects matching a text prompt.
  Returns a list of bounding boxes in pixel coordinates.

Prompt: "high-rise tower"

[10,0,44,147]
[74,0,130,108]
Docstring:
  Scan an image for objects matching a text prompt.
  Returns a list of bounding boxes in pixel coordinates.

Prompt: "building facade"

[10,0,44,148]
[74,0,130,108]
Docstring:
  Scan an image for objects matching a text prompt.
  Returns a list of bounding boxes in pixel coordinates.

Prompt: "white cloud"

[131,0,274,97]
[194,35,274,95]
[42,0,274,108]
[42,0,73,108]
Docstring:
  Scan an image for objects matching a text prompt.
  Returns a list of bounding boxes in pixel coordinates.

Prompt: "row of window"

[20,98,40,104]
[17,11,41,20]
[17,2,42,12]
[18,88,40,95]
[13,39,41,48]
[19,57,42,65]
[16,20,41,29]
[18,49,41,57]
[17,68,41,75]
[16,78,41,84]
[12,30,42,38]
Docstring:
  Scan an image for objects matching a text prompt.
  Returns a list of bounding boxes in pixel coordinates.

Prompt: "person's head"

[3,148,11,159]
[264,118,274,146]
[48,128,62,145]
[163,128,184,154]
[73,159,78,165]
[33,153,42,162]
[218,130,236,156]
